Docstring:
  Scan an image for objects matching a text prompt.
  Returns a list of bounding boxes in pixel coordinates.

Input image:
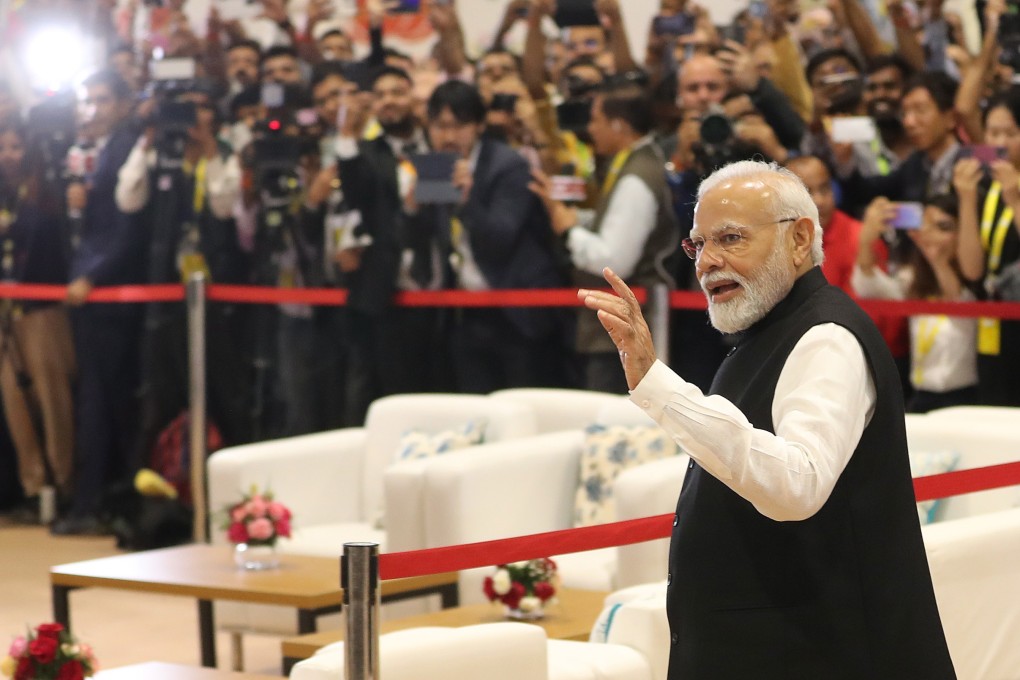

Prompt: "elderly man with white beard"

[578,160,956,679]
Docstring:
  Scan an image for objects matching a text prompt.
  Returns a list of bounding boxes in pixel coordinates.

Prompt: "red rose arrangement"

[221,485,292,546]
[1,623,97,680]
[482,558,558,614]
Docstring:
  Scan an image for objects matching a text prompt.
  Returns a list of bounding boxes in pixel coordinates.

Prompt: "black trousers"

[343,306,450,426]
[68,307,142,517]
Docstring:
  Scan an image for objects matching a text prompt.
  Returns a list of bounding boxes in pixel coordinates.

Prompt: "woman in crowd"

[0,121,76,522]
[952,88,1020,406]
[853,193,978,413]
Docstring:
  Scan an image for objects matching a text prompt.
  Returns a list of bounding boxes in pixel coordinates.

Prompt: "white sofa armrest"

[923,507,1020,680]
[208,428,368,535]
[290,624,550,680]
[423,431,585,547]
[613,456,688,589]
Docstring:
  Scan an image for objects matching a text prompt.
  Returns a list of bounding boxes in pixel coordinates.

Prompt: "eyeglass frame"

[681,217,799,260]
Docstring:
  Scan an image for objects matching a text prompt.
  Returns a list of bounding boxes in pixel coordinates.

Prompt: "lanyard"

[192,157,208,215]
[980,181,1013,275]
[0,184,27,231]
[911,314,947,386]
[601,148,632,197]
[869,137,890,176]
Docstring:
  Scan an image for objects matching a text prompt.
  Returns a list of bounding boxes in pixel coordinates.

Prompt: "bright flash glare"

[25,26,89,93]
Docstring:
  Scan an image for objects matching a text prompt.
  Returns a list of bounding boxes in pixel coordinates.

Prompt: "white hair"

[696,160,825,266]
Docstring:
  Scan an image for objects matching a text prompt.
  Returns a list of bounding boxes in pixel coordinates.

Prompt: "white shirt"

[630,324,877,522]
[116,138,240,221]
[565,138,660,280]
[852,264,978,393]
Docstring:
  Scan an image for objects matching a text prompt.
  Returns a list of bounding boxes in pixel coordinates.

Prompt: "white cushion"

[547,639,653,680]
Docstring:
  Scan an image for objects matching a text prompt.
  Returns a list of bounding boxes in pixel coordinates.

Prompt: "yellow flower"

[1,655,16,676]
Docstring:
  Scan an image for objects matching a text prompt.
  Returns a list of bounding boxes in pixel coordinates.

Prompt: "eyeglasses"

[681,217,797,260]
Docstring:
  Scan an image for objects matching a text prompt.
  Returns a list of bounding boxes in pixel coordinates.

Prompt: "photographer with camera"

[425,80,568,393]
[332,65,448,424]
[531,78,678,392]
[115,77,253,476]
[0,121,76,525]
[52,70,147,536]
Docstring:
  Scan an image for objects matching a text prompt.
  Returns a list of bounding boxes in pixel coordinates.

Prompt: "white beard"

[702,246,796,334]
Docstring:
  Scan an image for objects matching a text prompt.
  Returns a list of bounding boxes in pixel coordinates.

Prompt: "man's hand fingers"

[602,267,641,310]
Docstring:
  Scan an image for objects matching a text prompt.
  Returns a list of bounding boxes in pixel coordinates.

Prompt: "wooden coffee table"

[94,661,278,679]
[281,588,609,673]
[50,544,458,669]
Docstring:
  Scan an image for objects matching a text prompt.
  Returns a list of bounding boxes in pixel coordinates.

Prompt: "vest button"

[672,514,678,526]
[688,460,694,470]
[667,572,672,584]
[671,633,679,645]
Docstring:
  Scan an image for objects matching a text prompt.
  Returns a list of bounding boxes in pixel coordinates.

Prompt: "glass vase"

[503,603,545,620]
[233,542,279,570]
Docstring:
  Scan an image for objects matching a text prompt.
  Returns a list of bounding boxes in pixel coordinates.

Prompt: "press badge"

[977,317,1001,356]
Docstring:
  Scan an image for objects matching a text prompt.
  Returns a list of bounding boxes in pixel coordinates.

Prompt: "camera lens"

[699,112,733,147]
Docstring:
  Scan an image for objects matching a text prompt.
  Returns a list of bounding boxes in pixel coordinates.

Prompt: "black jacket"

[667,268,955,679]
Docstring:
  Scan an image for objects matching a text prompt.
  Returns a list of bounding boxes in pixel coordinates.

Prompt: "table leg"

[440,582,459,609]
[297,609,318,635]
[52,585,74,629]
[198,599,217,668]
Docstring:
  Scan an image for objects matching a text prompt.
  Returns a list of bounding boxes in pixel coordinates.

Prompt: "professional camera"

[145,59,203,166]
[691,106,768,176]
[26,91,77,184]
[250,83,318,196]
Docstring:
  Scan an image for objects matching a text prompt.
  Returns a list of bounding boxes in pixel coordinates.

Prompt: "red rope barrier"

[379,514,674,581]
[378,460,1020,581]
[913,461,1020,502]
[0,282,1018,318]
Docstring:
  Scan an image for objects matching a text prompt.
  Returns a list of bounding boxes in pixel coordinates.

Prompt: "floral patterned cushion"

[372,420,488,530]
[574,424,680,528]
[394,419,487,461]
[910,450,959,524]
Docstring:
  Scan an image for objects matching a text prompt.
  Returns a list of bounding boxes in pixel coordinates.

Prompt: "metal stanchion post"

[648,283,671,365]
[187,272,208,543]
[342,542,380,680]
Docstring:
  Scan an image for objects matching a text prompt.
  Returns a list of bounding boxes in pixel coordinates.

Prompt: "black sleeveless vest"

[666,267,955,679]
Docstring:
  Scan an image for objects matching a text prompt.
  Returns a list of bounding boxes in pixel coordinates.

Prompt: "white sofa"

[289,622,653,680]
[409,397,689,601]
[585,416,1020,679]
[206,393,538,641]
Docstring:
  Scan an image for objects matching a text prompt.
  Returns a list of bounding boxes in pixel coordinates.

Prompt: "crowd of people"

[0,0,1017,535]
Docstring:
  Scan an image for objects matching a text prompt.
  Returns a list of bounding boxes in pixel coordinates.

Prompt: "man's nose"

[695,243,725,272]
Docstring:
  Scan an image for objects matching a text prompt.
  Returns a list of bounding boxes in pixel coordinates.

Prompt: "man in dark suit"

[425,81,568,393]
[579,160,955,678]
[52,71,148,535]
[333,66,448,425]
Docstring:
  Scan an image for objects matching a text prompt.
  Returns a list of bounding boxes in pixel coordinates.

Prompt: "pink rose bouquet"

[220,485,293,547]
[1,623,97,680]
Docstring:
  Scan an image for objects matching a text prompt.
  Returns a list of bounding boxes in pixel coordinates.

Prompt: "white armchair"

[206,393,538,644]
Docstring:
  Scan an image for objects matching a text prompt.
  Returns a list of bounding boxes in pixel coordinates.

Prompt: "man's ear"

[790,216,815,268]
